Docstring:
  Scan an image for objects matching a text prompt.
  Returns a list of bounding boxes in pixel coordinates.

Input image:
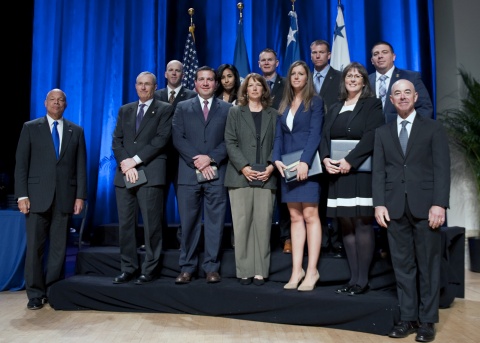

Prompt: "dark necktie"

[379,74,388,107]
[136,104,146,131]
[203,100,209,121]
[169,90,175,104]
[267,80,273,90]
[52,120,60,159]
[399,120,409,154]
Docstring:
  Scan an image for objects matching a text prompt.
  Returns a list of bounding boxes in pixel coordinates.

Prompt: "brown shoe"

[206,271,221,283]
[283,239,292,254]
[175,272,192,284]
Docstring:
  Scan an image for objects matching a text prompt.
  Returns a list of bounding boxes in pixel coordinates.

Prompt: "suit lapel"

[388,121,404,156]
[239,106,257,139]
[346,98,365,126]
[59,119,73,160]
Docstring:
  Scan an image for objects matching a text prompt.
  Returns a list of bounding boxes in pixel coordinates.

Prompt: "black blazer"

[270,75,285,110]
[372,114,450,219]
[368,67,433,123]
[112,99,174,186]
[320,97,384,171]
[154,86,197,108]
[14,116,87,213]
[318,66,342,114]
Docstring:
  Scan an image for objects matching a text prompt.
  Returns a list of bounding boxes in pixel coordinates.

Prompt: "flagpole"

[291,0,296,12]
[188,8,196,43]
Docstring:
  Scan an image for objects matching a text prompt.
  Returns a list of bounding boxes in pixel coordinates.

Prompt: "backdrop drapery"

[30,0,435,228]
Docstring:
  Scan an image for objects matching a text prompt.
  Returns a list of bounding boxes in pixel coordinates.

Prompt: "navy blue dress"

[273,96,324,203]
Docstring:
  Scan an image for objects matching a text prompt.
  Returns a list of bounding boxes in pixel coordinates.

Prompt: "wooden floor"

[1,270,479,343]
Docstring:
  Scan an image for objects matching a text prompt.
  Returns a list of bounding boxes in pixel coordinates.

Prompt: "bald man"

[372,79,450,342]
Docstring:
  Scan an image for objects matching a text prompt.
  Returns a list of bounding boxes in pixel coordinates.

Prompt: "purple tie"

[136,104,146,131]
[203,100,209,121]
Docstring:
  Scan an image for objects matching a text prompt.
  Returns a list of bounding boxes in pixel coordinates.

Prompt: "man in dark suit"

[15,88,87,310]
[258,48,291,254]
[373,79,450,342]
[310,39,344,258]
[155,60,197,246]
[112,71,174,285]
[369,41,433,124]
[310,39,341,112]
[172,66,232,284]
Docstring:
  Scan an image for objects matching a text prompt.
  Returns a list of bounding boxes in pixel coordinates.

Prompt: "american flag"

[181,31,199,90]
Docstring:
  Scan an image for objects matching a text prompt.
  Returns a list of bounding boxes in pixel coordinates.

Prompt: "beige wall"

[435,0,480,267]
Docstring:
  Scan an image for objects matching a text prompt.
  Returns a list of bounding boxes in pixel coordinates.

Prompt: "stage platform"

[49,226,465,336]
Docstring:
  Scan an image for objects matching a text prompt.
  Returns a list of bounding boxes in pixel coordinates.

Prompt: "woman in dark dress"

[320,62,384,295]
[273,61,324,291]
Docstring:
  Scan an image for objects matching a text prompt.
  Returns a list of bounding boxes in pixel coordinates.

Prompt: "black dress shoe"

[348,284,370,295]
[134,274,154,285]
[175,272,193,284]
[335,283,352,294]
[253,278,265,286]
[389,321,419,338]
[416,322,436,342]
[206,271,221,283]
[239,277,252,285]
[113,272,134,284]
[27,297,44,310]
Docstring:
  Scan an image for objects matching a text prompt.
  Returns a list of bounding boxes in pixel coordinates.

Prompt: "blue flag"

[233,17,250,79]
[181,30,199,90]
[283,10,301,75]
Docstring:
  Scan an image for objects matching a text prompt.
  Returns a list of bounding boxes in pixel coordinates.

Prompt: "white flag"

[330,5,350,71]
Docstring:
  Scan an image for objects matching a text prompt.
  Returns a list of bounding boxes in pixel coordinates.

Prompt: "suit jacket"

[273,96,324,167]
[224,105,278,189]
[14,116,87,213]
[270,75,285,110]
[320,97,384,171]
[369,67,433,123]
[154,86,197,108]
[172,97,232,185]
[112,99,174,186]
[318,66,341,114]
[372,115,450,219]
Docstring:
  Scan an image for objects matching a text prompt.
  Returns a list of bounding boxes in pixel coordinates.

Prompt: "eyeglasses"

[345,74,363,80]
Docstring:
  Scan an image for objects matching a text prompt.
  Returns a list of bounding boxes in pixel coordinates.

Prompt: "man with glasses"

[369,41,433,124]
[112,71,174,285]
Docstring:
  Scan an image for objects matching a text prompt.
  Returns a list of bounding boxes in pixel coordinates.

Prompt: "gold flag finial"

[291,0,296,11]
[188,8,196,43]
[237,2,244,20]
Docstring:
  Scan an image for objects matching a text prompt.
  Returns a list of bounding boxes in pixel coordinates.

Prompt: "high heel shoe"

[297,271,320,292]
[283,269,305,290]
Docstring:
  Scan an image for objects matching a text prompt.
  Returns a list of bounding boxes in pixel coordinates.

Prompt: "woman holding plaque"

[272,60,324,291]
[320,62,384,295]
[224,73,277,286]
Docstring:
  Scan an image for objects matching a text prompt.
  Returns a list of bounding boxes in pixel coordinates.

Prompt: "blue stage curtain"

[30,0,435,227]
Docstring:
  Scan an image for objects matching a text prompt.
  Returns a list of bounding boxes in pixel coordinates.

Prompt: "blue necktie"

[52,121,60,159]
[136,104,146,131]
[267,80,273,90]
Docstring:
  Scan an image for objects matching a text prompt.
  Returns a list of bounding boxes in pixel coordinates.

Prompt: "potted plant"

[438,68,480,272]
